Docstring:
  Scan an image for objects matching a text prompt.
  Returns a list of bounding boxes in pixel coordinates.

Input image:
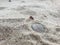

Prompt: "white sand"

[0,0,60,45]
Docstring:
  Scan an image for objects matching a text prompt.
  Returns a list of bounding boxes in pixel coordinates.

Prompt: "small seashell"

[31,23,46,33]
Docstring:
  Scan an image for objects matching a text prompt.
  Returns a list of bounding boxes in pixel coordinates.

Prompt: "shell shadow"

[0,7,6,10]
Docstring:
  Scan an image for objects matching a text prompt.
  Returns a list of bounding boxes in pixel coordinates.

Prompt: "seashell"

[31,23,46,33]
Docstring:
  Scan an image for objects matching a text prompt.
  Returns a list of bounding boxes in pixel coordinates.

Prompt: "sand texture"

[0,0,60,45]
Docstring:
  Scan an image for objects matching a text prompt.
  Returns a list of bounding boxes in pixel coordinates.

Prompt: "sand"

[0,0,60,45]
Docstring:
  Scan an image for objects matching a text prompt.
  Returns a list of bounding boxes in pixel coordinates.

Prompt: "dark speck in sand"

[0,7,6,10]
[29,16,34,20]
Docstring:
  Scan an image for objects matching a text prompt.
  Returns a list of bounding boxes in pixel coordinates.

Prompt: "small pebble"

[29,16,34,20]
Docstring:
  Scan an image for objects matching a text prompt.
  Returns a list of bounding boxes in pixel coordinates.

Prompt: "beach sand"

[0,0,60,45]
